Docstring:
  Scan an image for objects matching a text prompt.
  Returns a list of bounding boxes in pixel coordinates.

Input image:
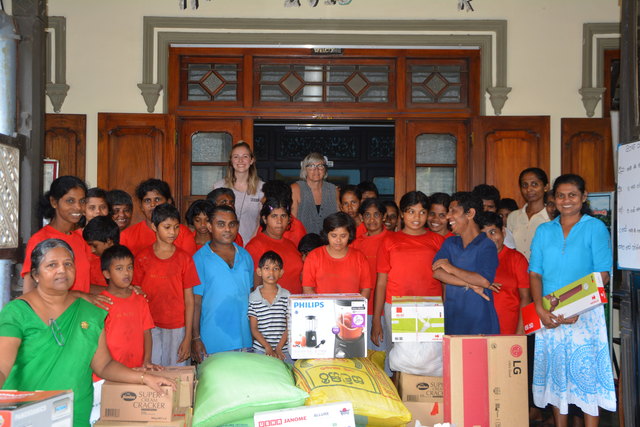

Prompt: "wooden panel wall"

[44,114,86,180]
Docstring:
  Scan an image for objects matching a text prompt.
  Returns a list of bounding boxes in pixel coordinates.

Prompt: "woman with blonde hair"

[291,152,339,234]
[213,141,264,243]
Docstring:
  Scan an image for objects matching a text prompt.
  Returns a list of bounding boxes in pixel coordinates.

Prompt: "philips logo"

[293,301,324,308]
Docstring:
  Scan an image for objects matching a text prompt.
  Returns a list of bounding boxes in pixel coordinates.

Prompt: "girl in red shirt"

[246,197,304,294]
[302,212,371,297]
[427,192,455,238]
[371,191,445,348]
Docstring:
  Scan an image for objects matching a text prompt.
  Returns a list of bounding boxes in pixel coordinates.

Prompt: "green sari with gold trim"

[0,298,106,427]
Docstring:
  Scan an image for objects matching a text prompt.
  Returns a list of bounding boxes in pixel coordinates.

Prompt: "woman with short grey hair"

[291,152,339,234]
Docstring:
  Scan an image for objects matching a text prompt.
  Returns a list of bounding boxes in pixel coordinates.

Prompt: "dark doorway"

[253,121,395,198]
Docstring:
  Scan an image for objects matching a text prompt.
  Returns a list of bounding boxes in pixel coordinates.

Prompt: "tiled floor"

[531,407,619,426]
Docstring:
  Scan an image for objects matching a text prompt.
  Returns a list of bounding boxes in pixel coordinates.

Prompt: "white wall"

[46,0,620,187]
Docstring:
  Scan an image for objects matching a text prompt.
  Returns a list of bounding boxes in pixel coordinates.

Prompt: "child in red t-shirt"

[382,200,400,232]
[121,179,197,256]
[97,245,155,379]
[133,203,200,366]
[339,185,367,237]
[371,191,445,348]
[477,211,531,334]
[186,199,215,249]
[302,212,371,296]
[82,215,120,290]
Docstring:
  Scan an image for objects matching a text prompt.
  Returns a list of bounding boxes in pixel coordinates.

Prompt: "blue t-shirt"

[193,243,254,353]
[529,215,612,295]
[433,232,499,335]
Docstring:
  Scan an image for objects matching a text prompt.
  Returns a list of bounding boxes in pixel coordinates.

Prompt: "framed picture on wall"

[43,159,59,192]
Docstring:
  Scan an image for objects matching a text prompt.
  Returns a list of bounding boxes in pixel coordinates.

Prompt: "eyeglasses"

[306,163,326,170]
[49,318,65,347]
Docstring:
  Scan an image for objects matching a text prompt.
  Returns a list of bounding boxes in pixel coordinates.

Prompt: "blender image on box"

[289,294,368,359]
[334,299,366,358]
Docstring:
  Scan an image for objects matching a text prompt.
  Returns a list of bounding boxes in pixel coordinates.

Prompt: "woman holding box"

[529,174,615,426]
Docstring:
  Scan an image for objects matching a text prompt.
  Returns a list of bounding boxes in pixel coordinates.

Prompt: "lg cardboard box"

[0,390,73,427]
[154,366,196,409]
[522,272,607,334]
[254,402,356,427]
[391,296,444,342]
[397,373,444,426]
[289,294,367,359]
[443,335,528,427]
[100,382,176,422]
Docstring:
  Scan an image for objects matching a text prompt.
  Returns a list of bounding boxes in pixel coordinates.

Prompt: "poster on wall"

[43,159,59,191]
[616,141,640,270]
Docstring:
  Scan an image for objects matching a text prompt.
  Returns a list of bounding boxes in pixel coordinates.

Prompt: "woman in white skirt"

[529,174,615,427]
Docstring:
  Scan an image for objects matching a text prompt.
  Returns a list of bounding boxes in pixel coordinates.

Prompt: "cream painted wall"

[46,0,620,188]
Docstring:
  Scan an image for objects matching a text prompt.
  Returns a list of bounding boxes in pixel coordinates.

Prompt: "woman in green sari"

[0,239,174,427]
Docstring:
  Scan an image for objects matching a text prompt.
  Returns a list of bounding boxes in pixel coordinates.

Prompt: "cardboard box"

[397,373,443,403]
[100,382,176,422]
[0,390,73,427]
[153,366,196,409]
[443,335,528,427]
[391,296,444,342]
[403,401,444,427]
[522,272,608,334]
[397,373,444,427]
[254,402,356,427]
[289,294,367,359]
[94,411,191,427]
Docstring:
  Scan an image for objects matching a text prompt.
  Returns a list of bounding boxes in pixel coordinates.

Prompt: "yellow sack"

[367,349,386,372]
[293,358,411,427]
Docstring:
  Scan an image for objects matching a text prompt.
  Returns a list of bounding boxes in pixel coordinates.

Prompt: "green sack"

[193,352,308,426]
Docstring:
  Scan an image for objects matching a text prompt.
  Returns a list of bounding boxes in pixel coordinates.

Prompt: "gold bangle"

[140,373,145,385]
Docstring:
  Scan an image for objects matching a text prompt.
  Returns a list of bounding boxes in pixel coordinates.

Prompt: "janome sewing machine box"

[522,272,607,334]
[0,390,73,427]
[289,294,367,359]
[391,296,444,342]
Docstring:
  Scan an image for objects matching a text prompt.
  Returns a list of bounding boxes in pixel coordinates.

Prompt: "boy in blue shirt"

[191,205,254,361]
[432,191,501,335]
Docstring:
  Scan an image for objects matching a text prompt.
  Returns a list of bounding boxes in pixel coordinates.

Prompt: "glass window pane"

[188,64,210,81]
[215,64,237,81]
[260,65,290,82]
[416,167,456,195]
[260,85,288,102]
[188,84,209,101]
[191,132,232,163]
[294,85,323,102]
[416,134,456,164]
[412,87,435,103]
[192,166,226,195]
[360,86,388,102]
[327,86,356,102]
[361,66,389,83]
[327,66,355,83]
[214,84,237,101]
[373,176,394,196]
[439,87,461,103]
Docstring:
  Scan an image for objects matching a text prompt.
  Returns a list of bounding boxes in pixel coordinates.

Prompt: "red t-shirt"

[100,290,154,369]
[21,225,91,293]
[494,246,530,334]
[133,245,200,329]
[352,229,389,314]
[121,221,197,256]
[192,229,243,250]
[356,222,367,238]
[89,252,107,287]
[302,246,372,294]
[245,232,303,294]
[283,216,307,248]
[377,230,445,303]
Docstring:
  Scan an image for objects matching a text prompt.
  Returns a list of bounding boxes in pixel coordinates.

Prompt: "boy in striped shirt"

[248,251,291,362]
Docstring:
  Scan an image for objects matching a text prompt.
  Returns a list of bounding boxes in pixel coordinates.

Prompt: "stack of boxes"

[95,366,196,426]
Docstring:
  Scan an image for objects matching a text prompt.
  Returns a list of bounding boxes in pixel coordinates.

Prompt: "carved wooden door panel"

[561,118,614,192]
[45,114,86,180]
[97,113,175,224]
[472,116,550,206]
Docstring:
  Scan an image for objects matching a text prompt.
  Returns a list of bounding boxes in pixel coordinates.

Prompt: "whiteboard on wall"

[617,141,640,270]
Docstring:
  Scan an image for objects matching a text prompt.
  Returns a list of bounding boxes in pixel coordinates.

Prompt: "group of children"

[21,170,545,377]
